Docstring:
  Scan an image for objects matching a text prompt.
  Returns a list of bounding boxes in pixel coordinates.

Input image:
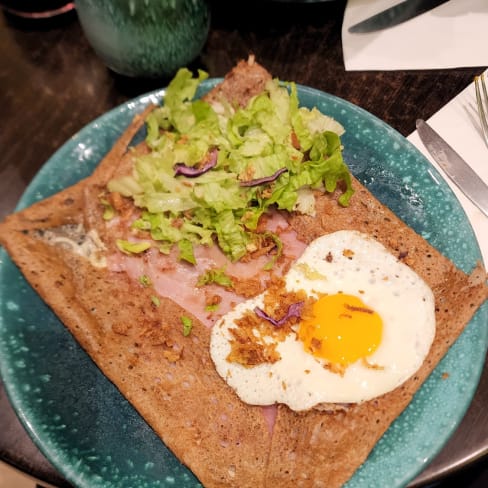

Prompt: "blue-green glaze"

[75,0,210,78]
[0,81,486,488]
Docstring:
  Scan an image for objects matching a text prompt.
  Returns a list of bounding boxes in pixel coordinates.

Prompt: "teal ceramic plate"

[0,80,486,488]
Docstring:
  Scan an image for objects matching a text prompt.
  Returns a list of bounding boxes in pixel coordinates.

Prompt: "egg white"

[210,230,436,411]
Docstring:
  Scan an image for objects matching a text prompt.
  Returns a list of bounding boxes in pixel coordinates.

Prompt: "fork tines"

[475,73,488,147]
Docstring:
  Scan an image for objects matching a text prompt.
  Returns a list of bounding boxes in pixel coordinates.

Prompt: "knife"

[416,119,488,218]
[348,0,450,34]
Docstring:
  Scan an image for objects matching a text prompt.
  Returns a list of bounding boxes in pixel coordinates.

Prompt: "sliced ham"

[106,210,307,328]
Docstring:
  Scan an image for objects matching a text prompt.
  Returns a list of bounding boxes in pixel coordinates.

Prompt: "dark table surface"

[0,1,487,487]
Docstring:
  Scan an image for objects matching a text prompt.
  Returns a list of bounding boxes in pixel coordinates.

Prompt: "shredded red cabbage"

[253,301,304,327]
[174,148,218,177]
[239,167,288,187]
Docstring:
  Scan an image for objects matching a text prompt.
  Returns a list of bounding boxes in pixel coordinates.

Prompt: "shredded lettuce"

[139,274,152,287]
[177,238,196,264]
[116,239,151,254]
[196,267,233,288]
[261,232,283,271]
[99,197,115,221]
[108,69,353,263]
[181,315,193,336]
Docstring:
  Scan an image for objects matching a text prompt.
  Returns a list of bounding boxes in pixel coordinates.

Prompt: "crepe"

[0,59,487,488]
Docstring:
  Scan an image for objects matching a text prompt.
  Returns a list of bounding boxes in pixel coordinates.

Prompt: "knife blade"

[348,0,449,34]
[416,119,488,217]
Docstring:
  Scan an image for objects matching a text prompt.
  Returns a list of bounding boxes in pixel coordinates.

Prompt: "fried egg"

[209,230,436,411]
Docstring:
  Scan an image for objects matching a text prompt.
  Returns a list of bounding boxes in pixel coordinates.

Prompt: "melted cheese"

[38,224,107,268]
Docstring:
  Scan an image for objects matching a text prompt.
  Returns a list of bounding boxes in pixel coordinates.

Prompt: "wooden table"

[0,1,486,487]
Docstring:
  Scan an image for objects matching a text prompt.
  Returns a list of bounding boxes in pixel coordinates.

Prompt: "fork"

[474,73,488,147]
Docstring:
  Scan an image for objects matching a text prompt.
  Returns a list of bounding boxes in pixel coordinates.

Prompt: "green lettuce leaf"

[107,69,354,264]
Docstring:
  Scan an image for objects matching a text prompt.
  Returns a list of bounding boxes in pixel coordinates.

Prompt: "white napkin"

[407,72,488,265]
[342,0,488,71]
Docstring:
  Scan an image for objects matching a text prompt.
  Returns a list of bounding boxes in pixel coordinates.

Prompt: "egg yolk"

[298,293,382,366]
